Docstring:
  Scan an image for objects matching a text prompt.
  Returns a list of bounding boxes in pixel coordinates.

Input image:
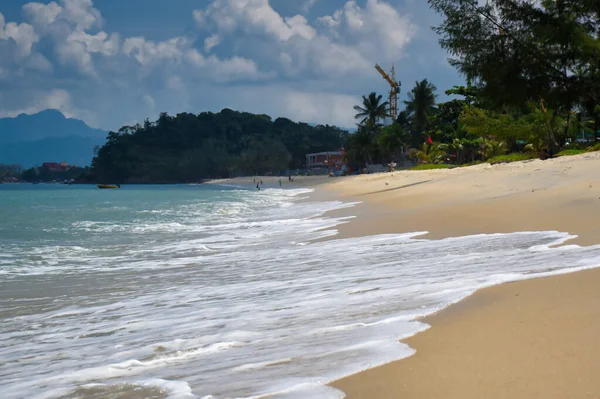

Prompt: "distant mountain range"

[0,110,108,168]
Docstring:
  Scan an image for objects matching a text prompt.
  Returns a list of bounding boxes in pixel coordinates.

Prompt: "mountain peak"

[15,108,66,120]
[0,109,108,167]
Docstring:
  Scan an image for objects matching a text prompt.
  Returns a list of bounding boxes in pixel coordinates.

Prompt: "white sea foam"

[1,185,600,399]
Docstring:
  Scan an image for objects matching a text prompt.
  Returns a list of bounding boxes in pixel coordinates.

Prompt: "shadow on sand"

[358,180,432,196]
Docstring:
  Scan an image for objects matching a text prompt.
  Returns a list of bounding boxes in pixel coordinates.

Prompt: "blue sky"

[0,0,465,130]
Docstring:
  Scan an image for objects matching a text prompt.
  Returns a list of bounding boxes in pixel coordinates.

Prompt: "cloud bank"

[0,0,457,130]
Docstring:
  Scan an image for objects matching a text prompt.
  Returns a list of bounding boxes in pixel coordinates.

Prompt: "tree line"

[90,109,348,183]
[344,0,600,169]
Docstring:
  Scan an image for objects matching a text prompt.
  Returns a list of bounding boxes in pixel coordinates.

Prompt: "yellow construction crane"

[375,64,401,120]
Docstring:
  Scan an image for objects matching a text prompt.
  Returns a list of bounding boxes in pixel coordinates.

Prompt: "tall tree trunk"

[562,108,572,148]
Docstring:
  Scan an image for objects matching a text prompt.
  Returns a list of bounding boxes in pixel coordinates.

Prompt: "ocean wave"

[3,186,600,399]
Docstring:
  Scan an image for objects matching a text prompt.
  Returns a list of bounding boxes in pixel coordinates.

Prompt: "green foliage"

[428,0,600,116]
[344,1,600,170]
[344,124,377,168]
[587,143,600,152]
[410,163,451,170]
[459,106,527,144]
[487,153,533,164]
[557,149,586,156]
[377,124,409,161]
[427,99,470,144]
[405,80,438,145]
[91,109,347,183]
[445,85,483,107]
[354,92,389,127]
[410,142,447,164]
[0,164,22,180]
[20,165,90,182]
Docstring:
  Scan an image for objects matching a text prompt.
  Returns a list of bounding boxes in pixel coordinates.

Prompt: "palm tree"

[482,139,507,159]
[344,125,376,169]
[378,124,406,162]
[438,138,464,164]
[395,109,410,128]
[354,92,389,127]
[410,142,446,164]
[404,80,438,139]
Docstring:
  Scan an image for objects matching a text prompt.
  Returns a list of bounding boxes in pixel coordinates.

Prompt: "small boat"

[97,184,120,189]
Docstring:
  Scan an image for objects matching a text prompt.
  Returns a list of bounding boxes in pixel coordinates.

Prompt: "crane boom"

[375,64,398,88]
[374,64,401,120]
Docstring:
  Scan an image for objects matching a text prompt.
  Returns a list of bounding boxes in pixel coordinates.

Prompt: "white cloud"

[210,84,358,127]
[68,30,120,56]
[0,89,79,119]
[24,52,54,72]
[56,38,96,76]
[0,0,436,131]
[58,0,102,30]
[22,2,62,31]
[0,13,40,57]
[302,0,319,12]
[281,90,357,127]
[194,0,415,77]
[19,0,111,76]
[122,36,189,66]
[166,76,184,92]
[23,0,101,32]
[195,0,317,41]
[204,33,221,52]
[143,94,155,110]
[185,48,269,82]
[318,0,415,58]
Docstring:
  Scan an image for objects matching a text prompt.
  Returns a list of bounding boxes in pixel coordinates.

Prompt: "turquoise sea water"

[2,183,600,399]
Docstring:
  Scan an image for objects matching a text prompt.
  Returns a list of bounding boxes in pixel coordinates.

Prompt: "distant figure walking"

[253,178,256,184]
[257,183,260,191]
[260,180,263,186]
[279,179,282,187]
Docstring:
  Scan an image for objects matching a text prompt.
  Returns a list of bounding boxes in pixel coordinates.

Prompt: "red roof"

[42,162,65,170]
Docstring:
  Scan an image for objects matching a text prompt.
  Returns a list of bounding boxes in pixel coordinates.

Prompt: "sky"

[0,0,465,131]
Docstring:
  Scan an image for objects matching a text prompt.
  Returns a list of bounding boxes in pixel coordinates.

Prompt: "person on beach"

[279,179,282,187]
[256,183,260,191]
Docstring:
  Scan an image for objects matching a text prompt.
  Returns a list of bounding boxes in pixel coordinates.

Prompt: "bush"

[586,143,600,152]
[557,149,586,156]
[487,153,533,164]
[410,163,452,170]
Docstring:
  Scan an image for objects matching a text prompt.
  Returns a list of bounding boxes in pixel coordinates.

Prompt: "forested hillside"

[91,109,348,183]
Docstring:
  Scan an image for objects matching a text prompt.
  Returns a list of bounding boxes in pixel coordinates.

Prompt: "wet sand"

[321,152,600,398]
[331,268,600,399]
[206,175,331,188]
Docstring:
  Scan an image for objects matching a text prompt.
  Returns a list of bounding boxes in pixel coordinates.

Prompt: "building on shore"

[42,162,76,172]
[305,151,344,169]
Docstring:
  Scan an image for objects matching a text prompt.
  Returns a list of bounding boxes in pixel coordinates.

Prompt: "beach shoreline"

[317,152,600,398]
[206,153,600,398]
[330,267,600,399]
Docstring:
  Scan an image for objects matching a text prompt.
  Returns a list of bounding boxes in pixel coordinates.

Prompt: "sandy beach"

[332,268,600,399]
[208,154,600,397]
[322,152,600,398]
[207,175,330,188]
[324,152,600,246]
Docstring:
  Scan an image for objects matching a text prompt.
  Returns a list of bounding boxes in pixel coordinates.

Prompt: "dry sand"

[323,152,600,246]
[320,152,600,398]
